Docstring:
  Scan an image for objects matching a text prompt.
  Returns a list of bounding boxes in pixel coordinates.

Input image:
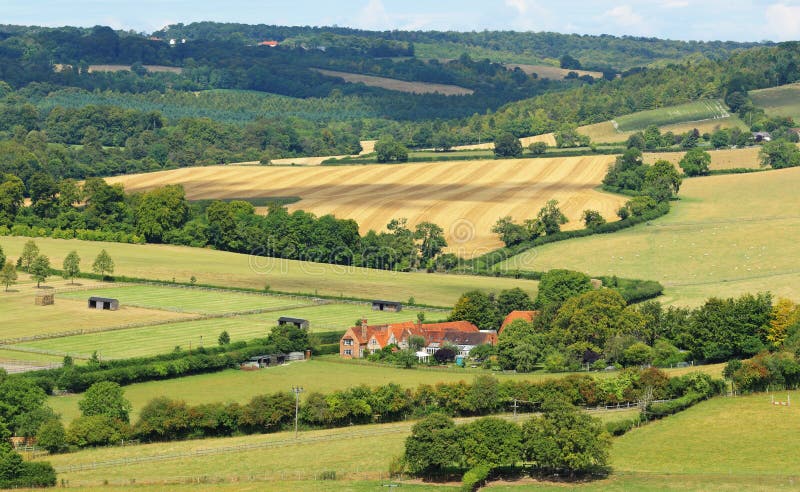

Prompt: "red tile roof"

[499,310,539,334]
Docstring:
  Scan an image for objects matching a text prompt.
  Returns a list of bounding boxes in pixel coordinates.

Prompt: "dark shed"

[88,296,119,310]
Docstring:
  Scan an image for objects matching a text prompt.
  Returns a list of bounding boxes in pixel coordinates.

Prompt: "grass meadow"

[502,167,800,306]
[47,357,723,425]
[750,82,800,121]
[58,285,313,315]
[15,301,446,360]
[40,391,798,490]
[579,106,746,144]
[614,100,730,132]
[0,283,192,341]
[41,409,638,489]
[0,236,538,307]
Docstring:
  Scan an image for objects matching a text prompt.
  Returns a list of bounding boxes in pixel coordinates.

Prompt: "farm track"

[108,156,625,255]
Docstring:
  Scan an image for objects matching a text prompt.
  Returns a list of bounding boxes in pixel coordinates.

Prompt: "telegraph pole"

[292,386,304,438]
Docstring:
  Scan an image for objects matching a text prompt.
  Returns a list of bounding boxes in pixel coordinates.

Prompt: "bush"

[461,464,491,492]
[605,416,642,436]
[35,419,68,454]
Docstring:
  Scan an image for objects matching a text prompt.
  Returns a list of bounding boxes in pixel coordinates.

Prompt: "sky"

[3,0,800,42]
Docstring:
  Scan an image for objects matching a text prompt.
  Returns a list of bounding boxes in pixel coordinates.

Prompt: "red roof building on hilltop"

[499,310,539,334]
[258,40,279,47]
[340,319,497,359]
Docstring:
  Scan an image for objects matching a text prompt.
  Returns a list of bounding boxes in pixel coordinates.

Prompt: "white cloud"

[355,0,391,30]
[661,0,690,8]
[602,5,644,27]
[764,3,800,41]
[505,0,530,14]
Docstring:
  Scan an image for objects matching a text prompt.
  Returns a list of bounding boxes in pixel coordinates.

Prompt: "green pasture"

[615,99,730,132]
[15,302,445,360]
[58,285,311,315]
[0,286,191,341]
[501,167,800,306]
[45,391,797,491]
[0,237,538,307]
[47,357,722,425]
[42,409,637,489]
[750,82,800,121]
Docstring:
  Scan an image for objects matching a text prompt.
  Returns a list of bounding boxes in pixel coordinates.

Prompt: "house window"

[344,349,352,356]
[370,339,378,346]
[343,339,354,346]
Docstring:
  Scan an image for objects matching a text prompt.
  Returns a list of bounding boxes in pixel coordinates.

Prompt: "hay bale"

[35,293,54,306]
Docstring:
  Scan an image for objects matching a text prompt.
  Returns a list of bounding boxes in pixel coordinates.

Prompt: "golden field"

[106,156,625,256]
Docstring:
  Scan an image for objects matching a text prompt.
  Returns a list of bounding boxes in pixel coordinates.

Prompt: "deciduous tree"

[29,255,50,288]
[92,249,115,278]
[62,250,80,284]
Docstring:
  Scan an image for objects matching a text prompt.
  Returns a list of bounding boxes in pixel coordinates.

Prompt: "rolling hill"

[105,156,626,255]
[500,167,800,306]
[750,82,800,122]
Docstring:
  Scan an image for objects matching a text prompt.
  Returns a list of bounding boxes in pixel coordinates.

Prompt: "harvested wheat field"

[107,156,624,256]
[644,147,763,170]
[311,68,473,95]
[505,64,603,80]
[450,133,556,151]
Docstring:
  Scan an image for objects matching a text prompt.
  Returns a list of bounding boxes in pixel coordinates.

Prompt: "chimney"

[360,318,368,339]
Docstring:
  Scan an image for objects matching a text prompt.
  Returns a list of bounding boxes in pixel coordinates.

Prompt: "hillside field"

[643,147,763,170]
[311,68,473,95]
[449,133,557,151]
[47,357,723,425]
[579,100,747,144]
[105,156,625,255]
[750,82,800,121]
[0,236,538,307]
[501,167,800,305]
[504,63,603,80]
[40,390,787,491]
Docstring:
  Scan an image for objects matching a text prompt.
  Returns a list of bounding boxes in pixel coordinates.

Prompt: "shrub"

[461,464,491,492]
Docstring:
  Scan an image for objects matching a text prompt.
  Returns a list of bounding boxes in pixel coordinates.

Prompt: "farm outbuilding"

[35,293,54,306]
[371,300,402,312]
[247,354,287,368]
[278,316,310,329]
[88,296,119,310]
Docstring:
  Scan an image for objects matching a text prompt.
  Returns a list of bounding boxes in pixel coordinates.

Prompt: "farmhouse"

[499,310,539,334]
[87,296,119,310]
[258,40,279,47]
[371,299,402,312]
[339,319,496,359]
[278,316,309,329]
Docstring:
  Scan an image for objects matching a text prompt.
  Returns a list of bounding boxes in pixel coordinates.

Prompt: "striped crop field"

[106,156,625,256]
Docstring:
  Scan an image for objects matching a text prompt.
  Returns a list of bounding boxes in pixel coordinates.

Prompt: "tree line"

[27,368,719,453]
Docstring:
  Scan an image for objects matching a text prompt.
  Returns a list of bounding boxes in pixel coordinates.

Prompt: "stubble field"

[105,156,625,255]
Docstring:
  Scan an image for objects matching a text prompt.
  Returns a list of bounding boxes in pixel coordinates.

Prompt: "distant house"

[278,316,309,330]
[499,310,539,334]
[753,131,772,142]
[371,300,402,312]
[88,296,119,311]
[258,40,279,47]
[339,319,496,359]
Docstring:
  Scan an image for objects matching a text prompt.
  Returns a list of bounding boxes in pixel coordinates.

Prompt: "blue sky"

[3,1,800,41]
